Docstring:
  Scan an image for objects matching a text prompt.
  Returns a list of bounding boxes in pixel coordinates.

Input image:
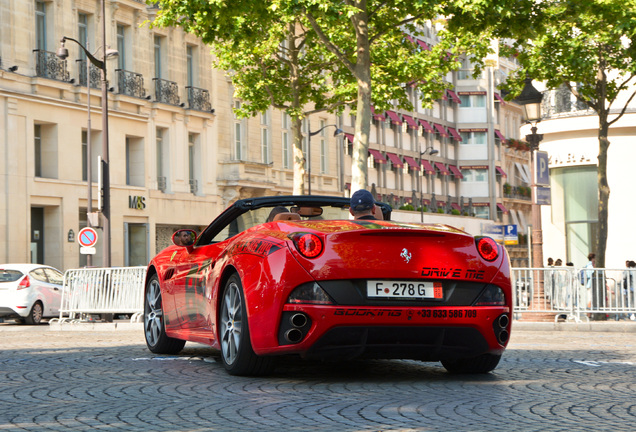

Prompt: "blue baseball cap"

[350,189,375,211]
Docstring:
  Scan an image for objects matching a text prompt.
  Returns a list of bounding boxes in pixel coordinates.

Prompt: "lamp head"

[104,48,119,59]
[515,76,543,123]
[56,38,69,60]
[333,128,344,137]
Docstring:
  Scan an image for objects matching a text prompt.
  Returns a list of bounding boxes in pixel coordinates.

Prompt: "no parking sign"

[78,227,98,254]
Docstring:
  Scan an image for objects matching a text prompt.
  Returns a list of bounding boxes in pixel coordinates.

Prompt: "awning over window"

[344,133,354,143]
[404,34,417,45]
[494,93,506,104]
[447,90,461,104]
[451,203,461,211]
[385,110,403,125]
[421,160,435,174]
[510,209,520,228]
[368,148,386,164]
[447,127,462,141]
[434,162,450,175]
[448,165,464,179]
[497,203,508,213]
[496,166,507,177]
[402,114,419,129]
[386,153,404,168]
[433,123,449,137]
[494,129,507,143]
[518,210,528,233]
[418,118,435,133]
[417,39,431,51]
[371,106,385,121]
[515,162,531,183]
[403,156,420,171]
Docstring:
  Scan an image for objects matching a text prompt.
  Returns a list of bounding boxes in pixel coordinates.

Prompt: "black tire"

[24,301,43,325]
[441,353,502,374]
[219,274,272,376]
[144,274,186,354]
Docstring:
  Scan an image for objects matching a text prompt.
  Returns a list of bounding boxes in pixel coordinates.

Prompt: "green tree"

[153,3,347,194]
[452,0,636,267]
[286,0,490,192]
[153,1,491,194]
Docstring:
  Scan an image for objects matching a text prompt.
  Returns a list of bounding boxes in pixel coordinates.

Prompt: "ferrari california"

[144,195,512,375]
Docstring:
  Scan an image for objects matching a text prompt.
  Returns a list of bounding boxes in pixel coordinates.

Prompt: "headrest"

[272,212,301,221]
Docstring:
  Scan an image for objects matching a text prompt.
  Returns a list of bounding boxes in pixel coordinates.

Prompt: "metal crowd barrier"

[512,267,636,322]
[53,266,147,323]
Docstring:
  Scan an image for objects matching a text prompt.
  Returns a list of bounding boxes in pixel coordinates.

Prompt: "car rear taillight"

[17,276,31,290]
[289,233,324,258]
[476,236,499,261]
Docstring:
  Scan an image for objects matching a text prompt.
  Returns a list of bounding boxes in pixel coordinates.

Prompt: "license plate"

[367,280,443,300]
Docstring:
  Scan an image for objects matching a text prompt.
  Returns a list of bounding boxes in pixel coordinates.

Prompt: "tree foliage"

[153,0,493,195]
[448,0,636,267]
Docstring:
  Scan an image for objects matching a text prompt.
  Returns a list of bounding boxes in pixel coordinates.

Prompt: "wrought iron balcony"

[76,59,100,89]
[116,69,147,99]
[157,176,167,192]
[153,78,181,106]
[186,86,213,112]
[189,179,198,194]
[542,87,591,119]
[34,49,70,82]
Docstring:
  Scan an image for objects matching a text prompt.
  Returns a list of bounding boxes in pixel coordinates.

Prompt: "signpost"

[78,227,98,255]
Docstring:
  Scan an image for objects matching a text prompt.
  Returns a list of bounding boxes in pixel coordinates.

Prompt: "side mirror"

[172,229,197,247]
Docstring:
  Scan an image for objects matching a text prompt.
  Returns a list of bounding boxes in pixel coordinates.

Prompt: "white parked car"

[0,264,64,324]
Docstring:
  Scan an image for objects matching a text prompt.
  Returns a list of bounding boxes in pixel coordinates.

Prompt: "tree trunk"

[292,116,305,195]
[595,117,610,268]
[350,3,372,193]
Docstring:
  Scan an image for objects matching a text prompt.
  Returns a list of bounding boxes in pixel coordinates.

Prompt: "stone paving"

[0,322,635,431]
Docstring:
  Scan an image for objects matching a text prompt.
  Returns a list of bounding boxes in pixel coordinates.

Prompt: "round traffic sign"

[78,227,98,247]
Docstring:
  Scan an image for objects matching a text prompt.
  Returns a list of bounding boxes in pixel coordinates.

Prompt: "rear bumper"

[0,306,23,318]
[255,304,511,360]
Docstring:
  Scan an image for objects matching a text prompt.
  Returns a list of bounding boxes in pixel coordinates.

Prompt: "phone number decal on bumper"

[333,309,478,318]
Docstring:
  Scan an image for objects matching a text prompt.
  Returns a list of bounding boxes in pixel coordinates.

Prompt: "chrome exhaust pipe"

[498,330,510,344]
[284,328,303,343]
[290,313,308,328]
[498,314,509,329]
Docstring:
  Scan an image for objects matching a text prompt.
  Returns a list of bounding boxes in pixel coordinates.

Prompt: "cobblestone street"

[1,323,635,431]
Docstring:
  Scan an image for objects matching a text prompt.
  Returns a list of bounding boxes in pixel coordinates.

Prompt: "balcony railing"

[34,49,70,82]
[76,59,101,89]
[153,78,181,106]
[504,186,532,201]
[542,87,592,119]
[116,69,147,99]
[186,86,213,112]
[157,176,167,192]
[189,179,198,194]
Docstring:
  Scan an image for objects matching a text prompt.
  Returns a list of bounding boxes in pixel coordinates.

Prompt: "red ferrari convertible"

[144,195,512,375]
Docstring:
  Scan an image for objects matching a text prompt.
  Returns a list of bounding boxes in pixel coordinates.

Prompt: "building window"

[319,119,327,174]
[282,112,291,169]
[124,223,148,267]
[154,35,163,78]
[186,45,195,87]
[461,168,488,182]
[233,101,246,160]
[459,94,486,108]
[460,131,487,145]
[188,133,200,194]
[34,123,57,178]
[35,1,47,51]
[261,110,270,164]
[117,24,126,70]
[126,137,145,187]
[78,13,88,61]
[156,128,168,191]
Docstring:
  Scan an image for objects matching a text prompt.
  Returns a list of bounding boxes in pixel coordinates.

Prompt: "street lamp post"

[515,77,551,320]
[57,24,117,267]
[420,146,438,222]
[307,122,343,195]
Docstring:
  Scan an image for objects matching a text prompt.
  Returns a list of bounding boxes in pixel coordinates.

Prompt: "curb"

[513,320,636,333]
